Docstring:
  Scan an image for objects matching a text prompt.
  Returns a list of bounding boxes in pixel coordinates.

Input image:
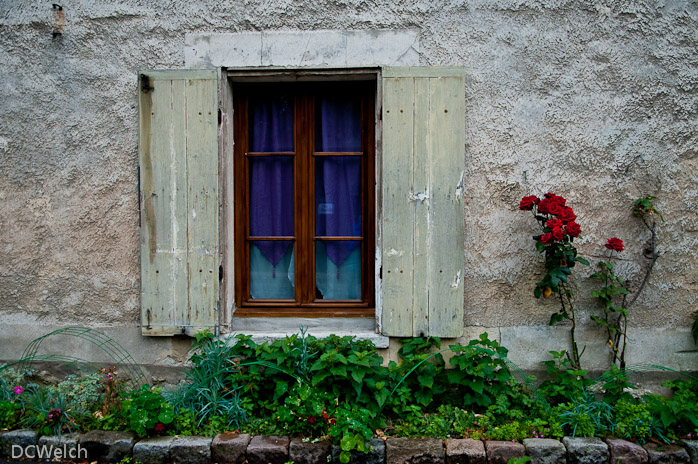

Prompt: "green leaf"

[312,370,330,386]
[274,380,288,399]
[330,365,347,377]
[355,434,366,452]
[341,434,356,452]
[375,388,390,407]
[340,451,351,464]
[417,374,434,389]
[550,313,565,325]
[158,409,174,424]
[351,369,365,384]
[575,257,590,266]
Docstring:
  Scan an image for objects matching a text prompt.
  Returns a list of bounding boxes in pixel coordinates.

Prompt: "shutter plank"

[427,76,465,337]
[139,70,218,336]
[186,76,219,335]
[381,76,415,337]
[412,77,430,337]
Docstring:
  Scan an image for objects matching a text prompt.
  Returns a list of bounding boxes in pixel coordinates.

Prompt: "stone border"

[0,430,696,464]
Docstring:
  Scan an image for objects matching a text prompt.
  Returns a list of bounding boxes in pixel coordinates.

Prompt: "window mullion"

[296,92,312,304]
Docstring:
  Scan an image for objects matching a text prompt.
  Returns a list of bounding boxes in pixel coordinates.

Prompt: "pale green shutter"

[380,67,466,338]
[138,70,219,336]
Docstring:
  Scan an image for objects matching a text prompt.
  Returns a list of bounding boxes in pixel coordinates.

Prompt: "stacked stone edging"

[0,430,697,464]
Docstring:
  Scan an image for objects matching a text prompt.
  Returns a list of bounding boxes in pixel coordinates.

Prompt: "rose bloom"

[519,195,540,211]
[565,221,581,238]
[605,237,624,252]
[547,201,564,216]
[558,206,577,223]
[537,198,551,214]
[552,226,564,241]
[540,232,553,244]
[544,193,567,207]
[546,219,563,229]
[154,422,166,432]
[13,385,22,395]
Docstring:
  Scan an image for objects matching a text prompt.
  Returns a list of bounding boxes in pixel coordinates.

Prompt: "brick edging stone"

[0,430,696,464]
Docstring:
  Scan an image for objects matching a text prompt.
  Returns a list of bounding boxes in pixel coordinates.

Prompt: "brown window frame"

[232,80,376,318]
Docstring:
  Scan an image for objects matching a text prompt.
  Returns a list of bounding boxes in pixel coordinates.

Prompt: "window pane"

[315,241,361,300]
[250,156,294,236]
[315,156,361,237]
[250,94,293,152]
[250,241,294,299]
[315,94,361,152]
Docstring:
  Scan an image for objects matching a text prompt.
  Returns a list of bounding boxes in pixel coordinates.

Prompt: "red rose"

[540,232,553,244]
[154,422,165,432]
[547,201,563,216]
[544,193,567,207]
[565,221,581,238]
[537,198,551,214]
[558,207,577,223]
[605,237,624,252]
[552,226,564,241]
[519,195,540,211]
[308,416,316,424]
[546,219,563,229]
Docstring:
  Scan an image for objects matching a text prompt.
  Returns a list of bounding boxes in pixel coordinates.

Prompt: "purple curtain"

[249,95,294,276]
[249,92,362,277]
[316,157,361,268]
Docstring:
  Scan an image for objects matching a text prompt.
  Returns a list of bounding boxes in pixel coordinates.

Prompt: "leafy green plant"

[598,367,635,405]
[166,331,247,430]
[539,351,591,405]
[121,385,174,437]
[0,400,21,429]
[613,399,651,442]
[644,380,698,440]
[508,457,531,464]
[447,333,516,409]
[553,391,614,437]
[328,405,377,464]
[21,386,80,436]
[385,337,445,412]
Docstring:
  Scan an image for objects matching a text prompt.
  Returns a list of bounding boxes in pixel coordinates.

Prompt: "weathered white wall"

[0,1,696,375]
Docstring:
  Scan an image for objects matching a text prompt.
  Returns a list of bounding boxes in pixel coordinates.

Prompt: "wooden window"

[233,81,375,317]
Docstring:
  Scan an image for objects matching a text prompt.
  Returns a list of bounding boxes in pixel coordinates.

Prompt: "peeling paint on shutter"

[138,70,219,336]
[380,67,465,338]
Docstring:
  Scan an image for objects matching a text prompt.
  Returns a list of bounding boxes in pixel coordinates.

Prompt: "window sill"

[227,316,389,348]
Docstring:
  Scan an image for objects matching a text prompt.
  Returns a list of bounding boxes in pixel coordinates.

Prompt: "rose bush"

[520,193,589,368]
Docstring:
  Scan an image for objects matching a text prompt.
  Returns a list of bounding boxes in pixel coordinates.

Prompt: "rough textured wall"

[0,1,696,366]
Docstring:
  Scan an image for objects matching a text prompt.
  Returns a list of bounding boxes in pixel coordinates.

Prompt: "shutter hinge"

[379,266,382,280]
[218,108,222,126]
[140,74,153,93]
[137,165,141,228]
[146,308,151,329]
[219,265,224,283]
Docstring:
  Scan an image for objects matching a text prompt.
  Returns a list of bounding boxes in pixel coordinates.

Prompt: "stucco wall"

[0,1,696,374]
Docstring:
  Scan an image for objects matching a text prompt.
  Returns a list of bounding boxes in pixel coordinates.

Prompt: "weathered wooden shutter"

[138,70,219,336]
[380,67,466,338]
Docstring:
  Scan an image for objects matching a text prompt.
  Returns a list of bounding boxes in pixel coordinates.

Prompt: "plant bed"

[2,331,698,463]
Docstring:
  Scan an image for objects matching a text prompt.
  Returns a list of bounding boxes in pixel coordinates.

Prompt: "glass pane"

[315,241,361,300]
[250,241,294,299]
[315,94,361,152]
[250,156,294,236]
[315,156,361,237]
[250,94,293,152]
